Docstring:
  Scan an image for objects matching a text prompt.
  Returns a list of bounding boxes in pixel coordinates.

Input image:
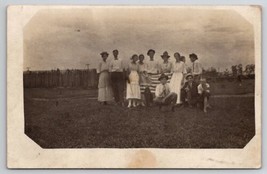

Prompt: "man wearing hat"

[189,53,202,84]
[181,73,199,107]
[154,73,177,111]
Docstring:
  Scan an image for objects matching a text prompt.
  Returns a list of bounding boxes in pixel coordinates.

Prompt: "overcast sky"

[23,7,254,71]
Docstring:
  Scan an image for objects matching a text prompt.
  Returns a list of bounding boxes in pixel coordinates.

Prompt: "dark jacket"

[182,81,198,97]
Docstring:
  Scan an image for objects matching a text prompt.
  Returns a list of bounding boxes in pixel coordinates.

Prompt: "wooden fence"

[23,69,98,88]
[23,69,255,89]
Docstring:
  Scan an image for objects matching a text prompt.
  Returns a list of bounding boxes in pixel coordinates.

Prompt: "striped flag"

[140,73,172,94]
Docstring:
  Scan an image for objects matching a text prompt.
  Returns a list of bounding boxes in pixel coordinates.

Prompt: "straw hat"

[161,51,170,58]
[100,51,109,56]
[158,73,169,81]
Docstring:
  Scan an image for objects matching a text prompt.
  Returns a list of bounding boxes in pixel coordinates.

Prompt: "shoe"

[204,109,207,113]
[128,105,132,108]
[175,103,183,108]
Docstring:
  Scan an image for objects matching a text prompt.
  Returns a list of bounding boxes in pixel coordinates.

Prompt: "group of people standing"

[97,49,211,113]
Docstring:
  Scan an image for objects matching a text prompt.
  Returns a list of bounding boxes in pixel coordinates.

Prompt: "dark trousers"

[154,92,177,105]
[110,72,124,103]
[181,89,199,106]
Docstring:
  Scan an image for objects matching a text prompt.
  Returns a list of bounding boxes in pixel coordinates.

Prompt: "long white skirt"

[98,71,113,102]
[169,72,183,104]
[126,71,141,99]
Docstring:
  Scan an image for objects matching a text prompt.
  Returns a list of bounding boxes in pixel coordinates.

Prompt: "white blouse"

[138,62,147,72]
[159,61,172,73]
[146,59,159,74]
[97,61,110,74]
[198,83,210,94]
[191,59,202,75]
[172,61,187,74]
[155,83,171,98]
[109,58,123,72]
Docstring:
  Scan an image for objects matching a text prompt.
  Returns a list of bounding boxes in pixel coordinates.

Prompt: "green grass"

[24,87,255,148]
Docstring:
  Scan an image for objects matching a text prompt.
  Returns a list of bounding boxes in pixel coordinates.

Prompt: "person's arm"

[156,62,160,74]
[206,83,210,93]
[170,62,174,73]
[182,82,189,92]
[183,63,187,74]
[143,63,148,73]
[120,59,124,72]
[109,60,113,72]
[197,84,202,94]
[170,62,173,73]
[97,62,101,74]
[196,62,202,75]
[155,85,162,98]
[126,64,131,83]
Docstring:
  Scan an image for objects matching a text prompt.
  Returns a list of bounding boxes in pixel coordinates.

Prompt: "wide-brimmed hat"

[185,74,193,80]
[100,51,109,56]
[189,53,198,60]
[147,49,155,55]
[161,51,170,58]
[158,73,169,81]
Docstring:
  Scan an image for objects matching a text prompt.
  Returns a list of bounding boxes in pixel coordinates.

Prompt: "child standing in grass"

[126,54,141,108]
[198,78,211,113]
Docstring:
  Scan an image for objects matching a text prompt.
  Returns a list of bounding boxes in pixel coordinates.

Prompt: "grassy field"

[24,80,255,148]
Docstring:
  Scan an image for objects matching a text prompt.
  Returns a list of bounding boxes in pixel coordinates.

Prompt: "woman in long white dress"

[126,54,141,108]
[97,52,113,105]
[169,52,187,104]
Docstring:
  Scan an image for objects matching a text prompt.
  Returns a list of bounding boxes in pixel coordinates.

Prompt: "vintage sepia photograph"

[7,5,261,168]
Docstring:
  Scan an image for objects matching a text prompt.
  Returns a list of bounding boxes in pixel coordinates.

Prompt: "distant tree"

[237,64,243,75]
[224,68,229,77]
[202,66,218,78]
[246,64,255,75]
[231,65,237,77]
